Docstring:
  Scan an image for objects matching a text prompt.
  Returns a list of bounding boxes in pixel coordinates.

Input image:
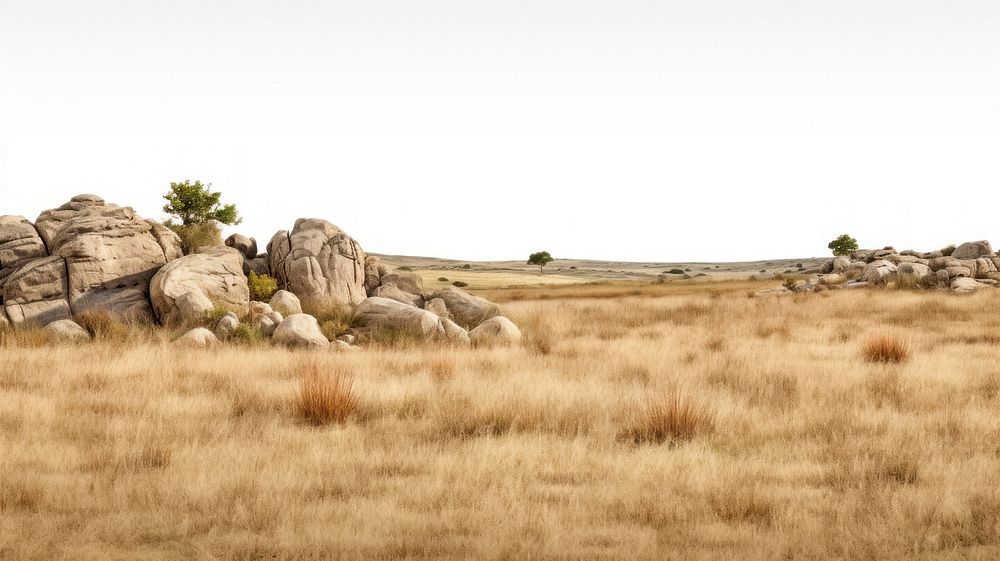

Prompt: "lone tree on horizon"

[162,180,242,254]
[528,251,554,274]
[827,234,859,257]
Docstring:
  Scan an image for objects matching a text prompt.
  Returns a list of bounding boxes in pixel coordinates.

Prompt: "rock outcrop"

[43,319,91,342]
[267,219,367,307]
[352,297,469,344]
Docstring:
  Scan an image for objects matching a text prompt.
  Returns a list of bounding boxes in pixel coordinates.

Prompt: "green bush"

[248,271,278,301]
[452,281,469,288]
[438,277,449,282]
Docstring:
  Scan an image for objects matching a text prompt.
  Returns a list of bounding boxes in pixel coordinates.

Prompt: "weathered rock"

[269,290,302,315]
[174,291,214,326]
[149,247,249,325]
[952,241,993,260]
[214,312,240,340]
[819,274,847,285]
[424,297,450,319]
[35,197,172,321]
[146,220,184,261]
[0,216,48,287]
[173,327,219,347]
[332,339,359,352]
[243,255,269,276]
[951,277,981,294]
[975,258,997,279]
[43,319,91,342]
[372,283,422,308]
[944,266,971,279]
[469,316,522,346]
[898,262,931,278]
[831,256,852,273]
[363,255,390,296]
[928,257,959,272]
[3,256,71,325]
[267,219,367,307]
[935,269,951,287]
[844,281,870,289]
[861,260,897,284]
[272,313,329,347]
[426,287,500,329]
[378,273,424,297]
[225,234,257,258]
[352,296,470,343]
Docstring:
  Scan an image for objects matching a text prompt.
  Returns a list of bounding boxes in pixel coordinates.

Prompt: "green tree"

[827,234,859,256]
[162,180,241,254]
[527,251,554,274]
[162,180,241,226]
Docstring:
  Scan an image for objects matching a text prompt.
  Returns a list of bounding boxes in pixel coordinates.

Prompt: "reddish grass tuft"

[624,391,716,445]
[297,366,359,425]
[862,335,910,364]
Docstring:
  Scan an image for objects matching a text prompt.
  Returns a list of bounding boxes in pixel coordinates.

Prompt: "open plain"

[3,268,1000,560]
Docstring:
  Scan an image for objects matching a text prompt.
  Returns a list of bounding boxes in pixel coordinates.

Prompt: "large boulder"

[951,277,982,294]
[363,255,390,296]
[149,247,249,325]
[427,287,500,329]
[35,195,178,321]
[269,290,302,316]
[952,241,993,260]
[861,260,897,284]
[272,313,329,347]
[469,316,522,346]
[43,319,91,342]
[831,256,852,273]
[173,327,219,347]
[225,233,258,258]
[2,256,71,325]
[424,297,450,319]
[0,216,48,287]
[267,219,367,307]
[372,283,423,308]
[352,297,469,343]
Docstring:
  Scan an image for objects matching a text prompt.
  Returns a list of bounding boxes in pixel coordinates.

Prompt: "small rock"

[951,277,981,294]
[272,313,328,347]
[469,316,522,346]
[174,327,219,347]
[269,290,302,316]
[214,312,240,340]
[43,319,91,342]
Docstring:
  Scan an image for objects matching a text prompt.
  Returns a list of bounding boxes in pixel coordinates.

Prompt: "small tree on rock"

[528,251,554,274]
[162,180,242,254]
[827,234,859,257]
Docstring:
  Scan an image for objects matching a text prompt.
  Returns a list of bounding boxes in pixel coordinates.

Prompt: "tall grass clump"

[297,366,359,425]
[623,391,716,445]
[862,335,910,364]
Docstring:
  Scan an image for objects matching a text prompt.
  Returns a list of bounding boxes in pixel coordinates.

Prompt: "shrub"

[438,277,449,282]
[782,278,797,291]
[320,320,343,341]
[297,366,359,425]
[247,271,278,301]
[302,300,351,335]
[230,323,264,346]
[668,269,685,274]
[73,310,132,342]
[623,391,715,445]
[462,264,471,269]
[862,335,910,364]
[452,281,469,288]
[166,221,222,254]
[398,266,413,272]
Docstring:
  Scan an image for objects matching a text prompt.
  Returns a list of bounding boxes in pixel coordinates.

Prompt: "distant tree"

[827,234,859,257]
[162,180,241,254]
[527,251,554,274]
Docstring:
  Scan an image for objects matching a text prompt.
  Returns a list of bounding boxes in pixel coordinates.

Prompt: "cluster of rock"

[0,195,521,347]
[756,240,1000,296]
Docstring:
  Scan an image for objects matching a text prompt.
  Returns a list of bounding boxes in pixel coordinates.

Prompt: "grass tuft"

[862,335,910,363]
[623,391,715,445]
[297,366,359,425]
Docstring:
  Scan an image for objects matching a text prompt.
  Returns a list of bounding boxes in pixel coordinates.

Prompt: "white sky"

[1,1,998,262]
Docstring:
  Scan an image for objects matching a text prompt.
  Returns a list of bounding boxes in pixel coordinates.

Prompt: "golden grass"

[2,282,1000,559]
[297,365,360,425]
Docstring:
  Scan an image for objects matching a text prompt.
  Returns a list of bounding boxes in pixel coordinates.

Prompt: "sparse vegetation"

[3,282,1000,559]
[452,280,468,288]
[247,271,278,301]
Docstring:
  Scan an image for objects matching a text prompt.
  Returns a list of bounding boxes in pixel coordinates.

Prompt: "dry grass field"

[3,280,1000,560]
